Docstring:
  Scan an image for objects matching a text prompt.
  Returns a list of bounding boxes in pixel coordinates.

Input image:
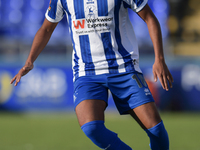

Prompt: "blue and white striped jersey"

[45,0,147,80]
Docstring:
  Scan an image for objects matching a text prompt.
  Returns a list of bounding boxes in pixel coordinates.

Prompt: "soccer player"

[10,0,173,149]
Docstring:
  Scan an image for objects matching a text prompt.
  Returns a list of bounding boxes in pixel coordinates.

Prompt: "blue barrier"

[0,66,73,111]
[0,62,200,112]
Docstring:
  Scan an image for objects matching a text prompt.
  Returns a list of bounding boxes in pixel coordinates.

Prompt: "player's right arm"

[10,19,58,86]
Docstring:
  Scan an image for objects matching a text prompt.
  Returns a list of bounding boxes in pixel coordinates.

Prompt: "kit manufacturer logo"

[86,0,95,4]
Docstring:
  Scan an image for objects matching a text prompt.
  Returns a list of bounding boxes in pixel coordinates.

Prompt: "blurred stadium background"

[0,0,200,149]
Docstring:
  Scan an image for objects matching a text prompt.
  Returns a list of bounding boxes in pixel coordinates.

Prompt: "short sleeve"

[123,0,148,12]
[45,0,65,23]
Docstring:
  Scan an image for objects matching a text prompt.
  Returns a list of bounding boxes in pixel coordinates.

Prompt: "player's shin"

[145,121,169,150]
[81,120,132,150]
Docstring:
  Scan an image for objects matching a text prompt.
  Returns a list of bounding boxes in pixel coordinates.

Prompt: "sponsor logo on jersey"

[73,17,113,30]
[73,20,85,29]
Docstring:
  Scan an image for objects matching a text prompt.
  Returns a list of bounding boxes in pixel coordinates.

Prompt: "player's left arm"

[137,4,173,91]
[10,19,58,86]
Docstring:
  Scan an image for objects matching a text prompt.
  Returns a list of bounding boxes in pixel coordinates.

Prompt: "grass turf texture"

[0,112,200,150]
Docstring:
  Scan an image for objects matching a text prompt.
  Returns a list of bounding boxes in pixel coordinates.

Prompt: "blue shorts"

[73,72,154,115]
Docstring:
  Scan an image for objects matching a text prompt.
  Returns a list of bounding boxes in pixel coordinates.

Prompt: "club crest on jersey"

[86,5,96,18]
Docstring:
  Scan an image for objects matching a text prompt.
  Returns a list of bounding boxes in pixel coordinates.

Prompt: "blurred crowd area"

[168,0,200,56]
[0,0,199,62]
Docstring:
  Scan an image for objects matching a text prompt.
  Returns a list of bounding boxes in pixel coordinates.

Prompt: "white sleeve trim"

[134,0,148,12]
[45,0,64,23]
[45,11,63,23]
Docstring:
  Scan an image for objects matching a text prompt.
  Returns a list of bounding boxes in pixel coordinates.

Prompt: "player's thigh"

[128,102,161,129]
[73,75,108,109]
[75,99,107,127]
[73,75,109,127]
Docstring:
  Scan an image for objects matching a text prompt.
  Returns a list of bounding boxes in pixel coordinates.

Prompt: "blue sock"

[145,121,169,150]
[81,120,132,150]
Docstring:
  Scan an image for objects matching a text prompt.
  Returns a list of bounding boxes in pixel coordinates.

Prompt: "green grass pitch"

[0,112,200,150]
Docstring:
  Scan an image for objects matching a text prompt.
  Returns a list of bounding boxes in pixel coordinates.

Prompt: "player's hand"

[153,60,173,91]
[10,63,34,86]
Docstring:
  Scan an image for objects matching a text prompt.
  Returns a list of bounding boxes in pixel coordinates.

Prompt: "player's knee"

[145,121,169,150]
[81,120,116,149]
[81,120,106,138]
[81,120,132,150]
